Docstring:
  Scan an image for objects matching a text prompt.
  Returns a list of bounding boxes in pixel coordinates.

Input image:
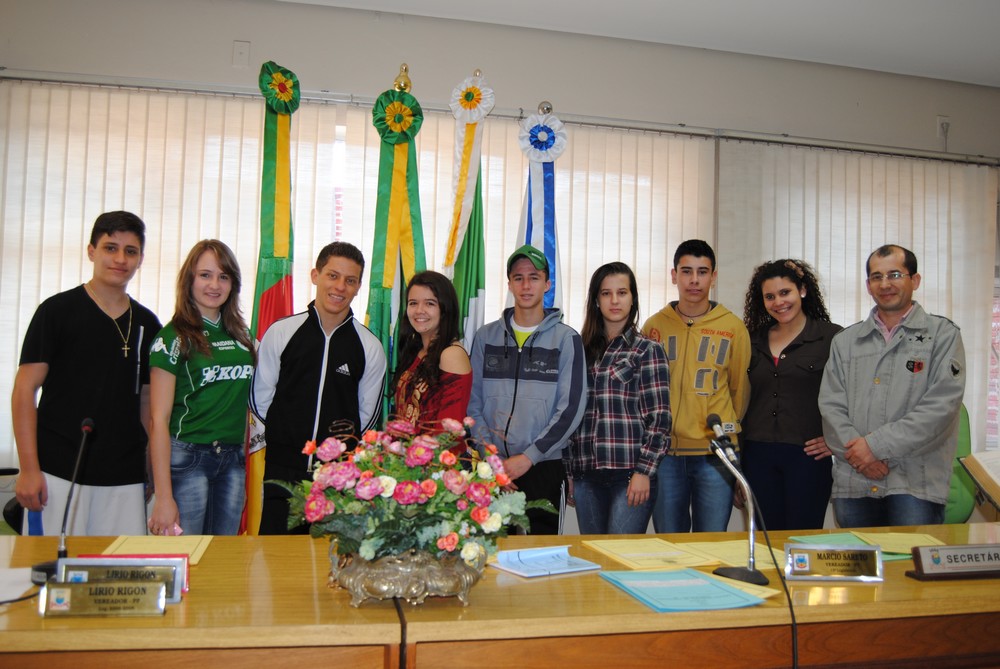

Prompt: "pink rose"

[304,492,331,523]
[440,417,465,435]
[442,470,469,495]
[462,417,475,429]
[413,434,440,450]
[456,499,469,511]
[487,454,505,475]
[405,443,435,467]
[466,482,492,507]
[354,477,384,501]
[313,463,336,489]
[316,437,348,462]
[329,461,361,491]
[393,480,423,505]
[386,440,406,455]
[385,420,417,437]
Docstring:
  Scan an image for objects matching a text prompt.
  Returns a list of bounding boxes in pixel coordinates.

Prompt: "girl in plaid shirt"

[566,262,672,534]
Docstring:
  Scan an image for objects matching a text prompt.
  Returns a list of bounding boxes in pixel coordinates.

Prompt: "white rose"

[481,512,503,533]
[476,461,494,480]
[461,542,485,564]
[378,475,397,498]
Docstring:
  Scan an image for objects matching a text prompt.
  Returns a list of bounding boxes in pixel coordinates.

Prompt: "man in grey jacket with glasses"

[819,244,965,527]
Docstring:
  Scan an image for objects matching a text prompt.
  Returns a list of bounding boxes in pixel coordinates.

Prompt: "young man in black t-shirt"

[12,211,160,536]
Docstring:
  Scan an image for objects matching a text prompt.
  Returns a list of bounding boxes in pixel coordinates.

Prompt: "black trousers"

[258,462,311,535]
[513,459,565,535]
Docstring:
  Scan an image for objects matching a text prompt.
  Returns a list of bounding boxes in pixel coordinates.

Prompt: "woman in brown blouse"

[741,259,842,530]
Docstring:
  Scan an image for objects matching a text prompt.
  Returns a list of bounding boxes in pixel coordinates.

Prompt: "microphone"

[706,413,739,465]
[31,418,95,585]
[705,414,769,586]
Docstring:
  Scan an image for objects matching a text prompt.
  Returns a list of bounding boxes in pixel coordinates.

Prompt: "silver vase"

[328,540,486,607]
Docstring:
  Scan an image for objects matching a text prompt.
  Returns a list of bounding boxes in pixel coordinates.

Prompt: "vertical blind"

[1,80,996,466]
[717,140,999,450]
[0,80,716,465]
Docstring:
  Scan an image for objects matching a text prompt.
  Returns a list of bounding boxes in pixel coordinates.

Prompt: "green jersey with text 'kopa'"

[150,319,253,444]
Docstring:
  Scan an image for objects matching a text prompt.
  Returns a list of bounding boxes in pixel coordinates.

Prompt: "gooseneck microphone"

[706,414,769,586]
[706,414,739,465]
[31,418,95,585]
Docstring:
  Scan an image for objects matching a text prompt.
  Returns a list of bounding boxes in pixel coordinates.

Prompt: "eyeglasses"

[867,271,911,283]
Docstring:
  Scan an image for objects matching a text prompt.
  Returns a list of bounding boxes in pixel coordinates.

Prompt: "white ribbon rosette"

[450,76,495,124]
[519,113,567,163]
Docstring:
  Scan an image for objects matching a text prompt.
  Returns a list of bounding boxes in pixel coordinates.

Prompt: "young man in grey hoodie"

[468,245,587,534]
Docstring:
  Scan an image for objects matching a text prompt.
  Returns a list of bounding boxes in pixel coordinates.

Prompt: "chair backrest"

[944,404,975,524]
[2,497,23,535]
[0,468,19,535]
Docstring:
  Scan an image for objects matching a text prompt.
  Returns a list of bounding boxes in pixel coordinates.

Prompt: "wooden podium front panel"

[0,535,399,667]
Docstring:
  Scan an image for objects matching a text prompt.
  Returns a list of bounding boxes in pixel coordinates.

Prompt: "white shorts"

[26,473,145,536]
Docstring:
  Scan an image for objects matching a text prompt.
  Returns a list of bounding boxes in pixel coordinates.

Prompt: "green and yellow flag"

[242,60,300,535]
[365,83,426,423]
[443,74,493,350]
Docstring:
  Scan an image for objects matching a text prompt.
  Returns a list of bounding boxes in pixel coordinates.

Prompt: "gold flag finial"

[394,63,411,92]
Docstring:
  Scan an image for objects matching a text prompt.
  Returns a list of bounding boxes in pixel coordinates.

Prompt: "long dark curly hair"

[392,271,462,398]
[743,259,831,335]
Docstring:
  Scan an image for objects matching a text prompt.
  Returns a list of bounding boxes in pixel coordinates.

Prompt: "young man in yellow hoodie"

[641,240,750,532]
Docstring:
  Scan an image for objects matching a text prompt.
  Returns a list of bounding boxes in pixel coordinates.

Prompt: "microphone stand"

[31,419,94,585]
[710,438,770,586]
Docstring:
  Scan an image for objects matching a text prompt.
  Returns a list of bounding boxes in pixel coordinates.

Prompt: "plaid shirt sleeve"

[634,339,671,476]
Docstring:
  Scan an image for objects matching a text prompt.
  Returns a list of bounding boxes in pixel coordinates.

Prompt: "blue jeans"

[652,454,735,533]
[573,469,655,535]
[171,438,245,535]
[833,495,945,528]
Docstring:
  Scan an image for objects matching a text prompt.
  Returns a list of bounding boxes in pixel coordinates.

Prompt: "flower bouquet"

[280,417,554,566]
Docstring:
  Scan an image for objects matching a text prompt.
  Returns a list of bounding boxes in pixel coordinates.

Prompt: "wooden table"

[2,525,1000,669]
[402,523,1000,669]
[0,535,400,668]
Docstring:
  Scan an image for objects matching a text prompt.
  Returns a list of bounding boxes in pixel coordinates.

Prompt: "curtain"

[0,80,715,465]
[717,139,999,451]
[4,79,994,464]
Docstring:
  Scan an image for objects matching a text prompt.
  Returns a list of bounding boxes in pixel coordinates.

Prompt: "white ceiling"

[280,0,1000,88]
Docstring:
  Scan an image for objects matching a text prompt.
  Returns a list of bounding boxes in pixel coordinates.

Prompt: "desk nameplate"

[57,556,186,603]
[784,543,883,582]
[907,544,1000,580]
[39,580,166,616]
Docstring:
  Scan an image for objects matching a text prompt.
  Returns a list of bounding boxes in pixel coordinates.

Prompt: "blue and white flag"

[516,112,567,310]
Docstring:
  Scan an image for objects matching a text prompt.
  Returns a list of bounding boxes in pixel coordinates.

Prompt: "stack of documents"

[789,531,943,562]
[489,545,600,578]
[601,569,764,612]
